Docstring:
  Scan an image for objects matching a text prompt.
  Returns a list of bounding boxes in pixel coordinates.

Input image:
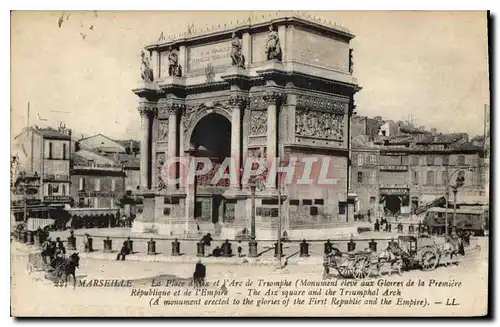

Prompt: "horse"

[377,242,405,276]
[50,252,80,288]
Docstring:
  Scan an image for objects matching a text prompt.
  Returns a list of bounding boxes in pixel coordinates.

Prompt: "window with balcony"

[412,170,419,185]
[79,177,85,191]
[357,171,363,183]
[421,156,427,166]
[427,156,435,166]
[457,155,466,166]
[357,154,364,166]
[443,156,449,166]
[63,143,67,160]
[426,171,435,185]
[94,179,101,192]
[48,142,53,159]
[369,154,377,165]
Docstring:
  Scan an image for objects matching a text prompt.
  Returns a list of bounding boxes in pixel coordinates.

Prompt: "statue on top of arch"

[168,46,183,78]
[140,50,154,82]
[265,24,282,61]
[230,31,245,69]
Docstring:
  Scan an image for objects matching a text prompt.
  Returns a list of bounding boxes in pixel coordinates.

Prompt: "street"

[11,236,489,317]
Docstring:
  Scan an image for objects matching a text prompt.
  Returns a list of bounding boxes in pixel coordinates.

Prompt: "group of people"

[374,217,390,232]
[200,233,244,257]
[41,237,66,265]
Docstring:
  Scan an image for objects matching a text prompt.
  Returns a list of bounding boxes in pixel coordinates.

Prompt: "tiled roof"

[116,139,140,149]
[35,127,71,140]
[117,153,140,168]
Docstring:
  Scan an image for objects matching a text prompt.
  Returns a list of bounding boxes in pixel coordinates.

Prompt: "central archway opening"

[190,113,231,227]
[191,113,231,160]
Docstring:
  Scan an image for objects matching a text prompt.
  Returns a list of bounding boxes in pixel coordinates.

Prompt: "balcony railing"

[73,163,123,172]
[379,165,408,172]
[44,174,70,181]
[44,195,72,203]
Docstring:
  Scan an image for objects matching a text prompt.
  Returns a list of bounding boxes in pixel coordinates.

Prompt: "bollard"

[67,231,76,250]
[86,237,94,252]
[274,242,283,258]
[147,238,156,255]
[324,240,333,254]
[171,238,180,256]
[222,240,232,257]
[34,232,41,246]
[20,230,27,243]
[368,238,377,252]
[387,223,392,233]
[126,237,134,254]
[347,238,356,252]
[248,239,258,258]
[103,237,112,253]
[299,239,309,257]
[397,223,403,233]
[196,242,205,257]
[27,231,34,245]
[408,224,415,234]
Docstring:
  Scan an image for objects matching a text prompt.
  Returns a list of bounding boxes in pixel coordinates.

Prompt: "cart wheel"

[337,266,351,278]
[421,248,439,271]
[353,256,371,279]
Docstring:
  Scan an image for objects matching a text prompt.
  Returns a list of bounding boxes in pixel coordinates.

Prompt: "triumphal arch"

[132,15,361,239]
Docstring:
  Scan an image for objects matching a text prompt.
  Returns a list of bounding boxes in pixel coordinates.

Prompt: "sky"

[10,11,490,141]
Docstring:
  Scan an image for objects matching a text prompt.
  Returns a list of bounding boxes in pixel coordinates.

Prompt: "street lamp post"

[452,188,458,234]
[248,176,263,258]
[444,166,467,235]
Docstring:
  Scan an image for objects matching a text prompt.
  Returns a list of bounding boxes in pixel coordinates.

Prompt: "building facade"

[77,134,141,193]
[350,141,380,220]
[351,131,487,220]
[68,149,125,228]
[132,15,361,239]
[12,126,72,208]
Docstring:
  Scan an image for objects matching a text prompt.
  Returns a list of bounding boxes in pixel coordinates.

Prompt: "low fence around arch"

[29,231,436,260]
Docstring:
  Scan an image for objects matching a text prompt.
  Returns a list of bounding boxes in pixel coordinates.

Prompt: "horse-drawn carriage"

[323,234,465,280]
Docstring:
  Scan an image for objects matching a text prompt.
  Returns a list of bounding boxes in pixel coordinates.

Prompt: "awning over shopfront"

[66,208,120,217]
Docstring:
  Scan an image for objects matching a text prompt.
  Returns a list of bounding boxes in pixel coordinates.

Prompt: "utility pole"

[23,184,27,223]
[444,165,449,236]
[27,102,30,128]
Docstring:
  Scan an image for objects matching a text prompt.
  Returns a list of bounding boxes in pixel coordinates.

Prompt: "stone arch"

[184,105,232,152]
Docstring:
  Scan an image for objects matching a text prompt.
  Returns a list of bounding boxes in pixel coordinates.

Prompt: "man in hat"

[193,259,206,287]
[55,237,66,258]
[116,241,130,261]
[41,237,53,264]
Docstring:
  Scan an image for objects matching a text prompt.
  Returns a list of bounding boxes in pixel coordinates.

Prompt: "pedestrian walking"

[237,240,242,257]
